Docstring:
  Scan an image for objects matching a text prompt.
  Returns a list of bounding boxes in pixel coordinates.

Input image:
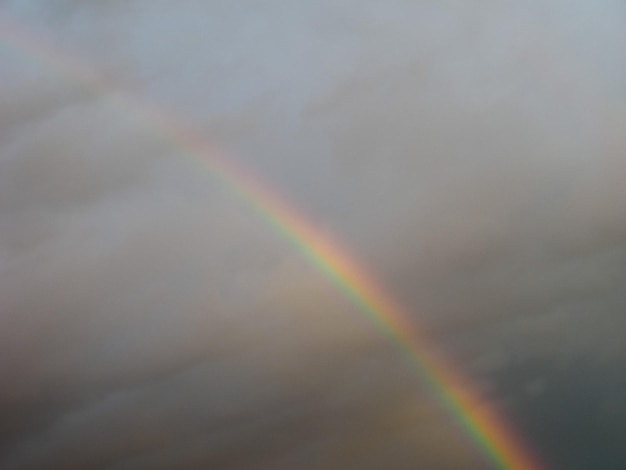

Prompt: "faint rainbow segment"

[0,14,543,470]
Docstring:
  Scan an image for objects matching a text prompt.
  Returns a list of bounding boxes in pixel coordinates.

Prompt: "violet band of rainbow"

[0,15,544,470]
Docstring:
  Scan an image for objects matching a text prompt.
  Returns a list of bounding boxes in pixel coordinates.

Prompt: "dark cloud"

[1,1,626,469]
[495,355,626,469]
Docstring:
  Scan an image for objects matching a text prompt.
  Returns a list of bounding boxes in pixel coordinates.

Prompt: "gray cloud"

[1,1,626,468]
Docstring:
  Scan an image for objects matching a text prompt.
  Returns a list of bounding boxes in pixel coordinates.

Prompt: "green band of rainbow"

[0,15,543,470]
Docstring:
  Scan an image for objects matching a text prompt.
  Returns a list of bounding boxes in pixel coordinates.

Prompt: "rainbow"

[0,14,543,470]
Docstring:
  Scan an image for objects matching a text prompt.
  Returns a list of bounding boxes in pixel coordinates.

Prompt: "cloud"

[1,1,626,468]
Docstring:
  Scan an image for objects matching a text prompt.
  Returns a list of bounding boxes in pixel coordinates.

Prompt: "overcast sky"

[1,1,626,469]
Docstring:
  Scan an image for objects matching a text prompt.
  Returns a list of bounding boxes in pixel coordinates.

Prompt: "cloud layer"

[1,1,626,468]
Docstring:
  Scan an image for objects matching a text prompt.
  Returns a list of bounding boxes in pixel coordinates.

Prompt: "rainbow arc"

[0,15,543,470]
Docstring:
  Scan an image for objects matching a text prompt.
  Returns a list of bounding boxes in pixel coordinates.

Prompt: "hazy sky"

[1,1,626,469]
